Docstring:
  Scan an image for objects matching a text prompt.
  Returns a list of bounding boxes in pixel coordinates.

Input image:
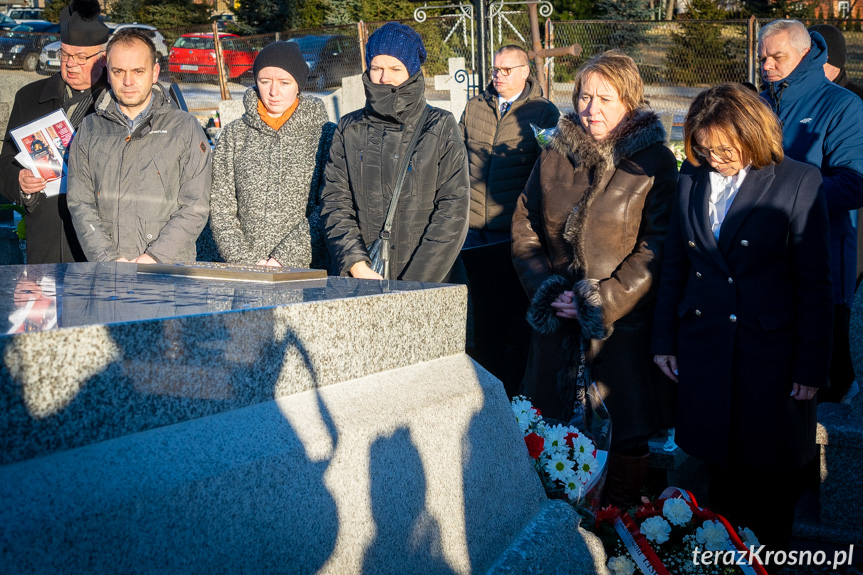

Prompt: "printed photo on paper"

[9,109,75,183]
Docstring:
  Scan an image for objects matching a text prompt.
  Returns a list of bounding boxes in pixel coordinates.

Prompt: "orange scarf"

[257,98,299,131]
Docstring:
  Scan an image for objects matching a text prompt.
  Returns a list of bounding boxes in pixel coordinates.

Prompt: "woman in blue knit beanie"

[364,21,427,82]
[320,22,469,283]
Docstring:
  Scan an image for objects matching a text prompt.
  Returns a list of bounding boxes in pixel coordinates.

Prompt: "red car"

[168,33,257,82]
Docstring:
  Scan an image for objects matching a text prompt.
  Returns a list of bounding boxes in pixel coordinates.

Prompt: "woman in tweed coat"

[210,41,335,269]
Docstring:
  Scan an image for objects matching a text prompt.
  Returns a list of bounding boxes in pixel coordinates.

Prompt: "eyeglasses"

[58,49,104,65]
[692,144,736,161]
[489,64,527,77]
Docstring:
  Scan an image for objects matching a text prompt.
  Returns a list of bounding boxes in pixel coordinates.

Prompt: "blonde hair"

[684,83,784,168]
[572,50,644,113]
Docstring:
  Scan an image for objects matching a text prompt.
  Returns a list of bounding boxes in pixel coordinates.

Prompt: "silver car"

[38,22,169,74]
[7,8,45,23]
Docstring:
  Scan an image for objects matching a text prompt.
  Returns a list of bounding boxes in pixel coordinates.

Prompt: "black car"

[288,35,362,91]
[0,22,60,71]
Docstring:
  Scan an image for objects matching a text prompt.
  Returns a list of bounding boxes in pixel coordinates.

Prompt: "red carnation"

[532,407,542,416]
[634,502,662,520]
[595,505,621,526]
[564,431,579,448]
[524,432,544,459]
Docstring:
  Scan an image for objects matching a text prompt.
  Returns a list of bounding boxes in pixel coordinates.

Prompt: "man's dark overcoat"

[0,73,104,263]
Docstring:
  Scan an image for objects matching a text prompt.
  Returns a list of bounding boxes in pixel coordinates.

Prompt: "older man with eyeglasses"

[0,0,109,264]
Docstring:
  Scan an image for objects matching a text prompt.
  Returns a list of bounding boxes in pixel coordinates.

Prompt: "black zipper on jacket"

[487,95,511,225]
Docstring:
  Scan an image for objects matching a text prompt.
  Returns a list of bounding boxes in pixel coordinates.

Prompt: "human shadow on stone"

[0,266,340,574]
[460,362,549,572]
[362,427,456,575]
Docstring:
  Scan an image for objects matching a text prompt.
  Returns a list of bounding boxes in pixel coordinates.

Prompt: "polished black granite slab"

[1,262,445,334]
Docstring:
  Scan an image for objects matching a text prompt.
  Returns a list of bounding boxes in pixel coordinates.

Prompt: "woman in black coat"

[652,83,833,552]
[320,22,468,282]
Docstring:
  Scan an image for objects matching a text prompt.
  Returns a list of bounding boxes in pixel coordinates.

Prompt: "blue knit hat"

[365,22,427,77]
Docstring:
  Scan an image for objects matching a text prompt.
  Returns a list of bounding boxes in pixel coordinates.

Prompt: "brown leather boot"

[604,451,650,510]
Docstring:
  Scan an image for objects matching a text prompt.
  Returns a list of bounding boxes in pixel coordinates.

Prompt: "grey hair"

[758,19,812,54]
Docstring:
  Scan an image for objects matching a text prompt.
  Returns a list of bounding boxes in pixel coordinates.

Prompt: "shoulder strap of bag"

[379,105,431,239]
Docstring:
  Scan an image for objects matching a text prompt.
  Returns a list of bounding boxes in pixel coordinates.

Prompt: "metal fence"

[145,16,481,112]
[546,18,863,114]
[546,19,751,114]
[2,17,863,119]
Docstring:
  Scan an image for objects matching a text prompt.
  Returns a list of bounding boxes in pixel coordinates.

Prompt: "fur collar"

[552,108,666,284]
[549,109,667,171]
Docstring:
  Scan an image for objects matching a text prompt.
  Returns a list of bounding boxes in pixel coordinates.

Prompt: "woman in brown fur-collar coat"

[511,51,678,508]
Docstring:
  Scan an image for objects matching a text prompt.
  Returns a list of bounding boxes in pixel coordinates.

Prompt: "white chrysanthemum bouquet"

[594,487,769,575]
[511,395,609,506]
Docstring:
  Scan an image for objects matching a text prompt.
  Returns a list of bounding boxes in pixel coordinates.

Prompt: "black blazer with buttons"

[651,158,833,469]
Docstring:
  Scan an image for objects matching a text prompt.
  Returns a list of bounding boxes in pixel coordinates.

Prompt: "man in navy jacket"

[759,19,863,402]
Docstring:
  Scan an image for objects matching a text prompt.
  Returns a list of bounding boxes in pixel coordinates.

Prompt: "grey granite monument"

[802,286,863,544]
[0,262,604,574]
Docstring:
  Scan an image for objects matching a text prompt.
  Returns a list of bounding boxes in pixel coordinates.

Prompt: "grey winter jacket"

[67,83,212,263]
[210,88,335,268]
[320,71,469,283]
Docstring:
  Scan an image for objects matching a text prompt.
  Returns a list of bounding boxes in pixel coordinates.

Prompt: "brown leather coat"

[511,110,677,448]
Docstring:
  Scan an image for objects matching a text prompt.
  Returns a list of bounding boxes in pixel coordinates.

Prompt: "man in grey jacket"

[68,28,211,263]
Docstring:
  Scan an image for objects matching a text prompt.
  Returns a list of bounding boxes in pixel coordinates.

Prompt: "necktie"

[500,101,511,116]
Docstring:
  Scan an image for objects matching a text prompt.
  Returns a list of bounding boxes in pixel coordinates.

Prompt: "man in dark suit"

[0,0,109,263]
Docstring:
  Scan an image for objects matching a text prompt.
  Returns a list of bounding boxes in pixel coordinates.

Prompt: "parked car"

[0,13,19,31]
[111,23,169,62]
[38,23,169,74]
[0,22,59,71]
[288,34,362,91]
[37,39,60,73]
[168,33,257,82]
[213,14,235,31]
[7,8,45,23]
